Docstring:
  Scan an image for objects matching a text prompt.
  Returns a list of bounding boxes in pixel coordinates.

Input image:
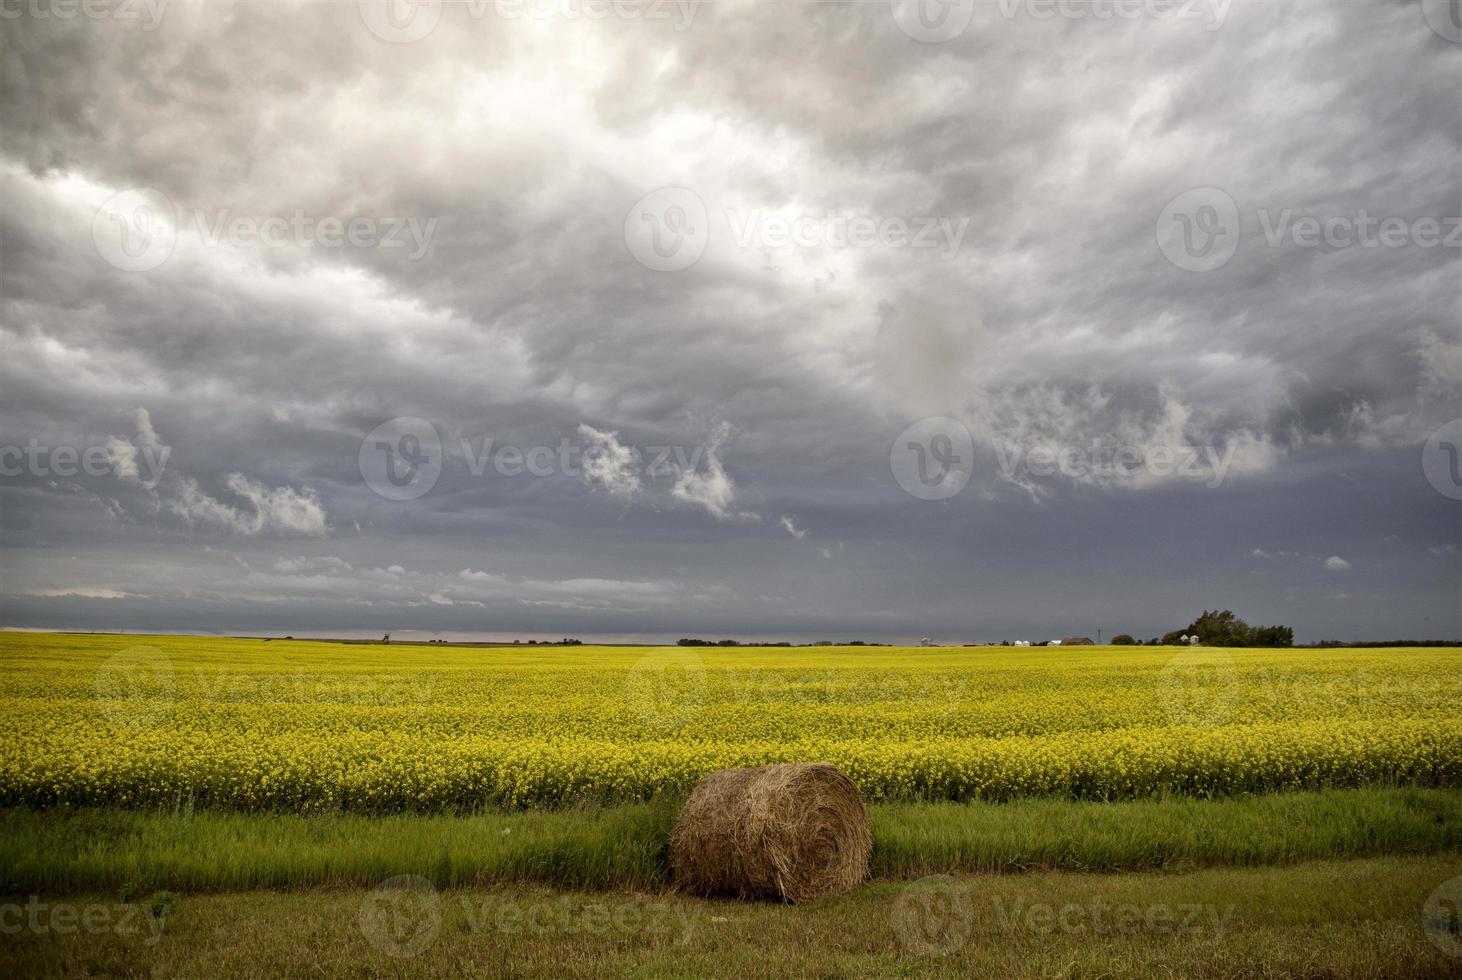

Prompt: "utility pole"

[1097,628,1103,644]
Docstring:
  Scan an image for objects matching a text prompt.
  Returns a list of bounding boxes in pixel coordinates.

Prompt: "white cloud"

[223,474,328,536]
[106,408,169,489]
[978,385,1283,496]
[672,423,753,521]
[209,563,737,612]
[1323,556,1351,572]
[108,409,327,537]
[779,515,806,540]
[273,556,353,574]
[578,424,642,500]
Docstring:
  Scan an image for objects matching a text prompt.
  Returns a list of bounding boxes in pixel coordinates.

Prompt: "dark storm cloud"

[0,0,1457,640]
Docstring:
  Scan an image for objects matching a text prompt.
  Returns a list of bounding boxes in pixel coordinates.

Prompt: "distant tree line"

[1311,639,1462,648]
[675,638,885,647]
[1104,611,1295,647]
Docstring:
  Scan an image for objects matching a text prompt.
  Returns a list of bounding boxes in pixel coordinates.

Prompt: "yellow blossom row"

[1,633,1457,812]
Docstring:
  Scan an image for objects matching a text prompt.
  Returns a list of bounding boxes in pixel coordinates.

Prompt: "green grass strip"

[1,787,1457,895]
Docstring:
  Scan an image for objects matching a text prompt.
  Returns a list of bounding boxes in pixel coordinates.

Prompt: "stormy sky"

[1,0,1458,643]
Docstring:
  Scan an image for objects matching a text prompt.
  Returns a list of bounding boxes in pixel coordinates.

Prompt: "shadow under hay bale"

[667,763,872,903]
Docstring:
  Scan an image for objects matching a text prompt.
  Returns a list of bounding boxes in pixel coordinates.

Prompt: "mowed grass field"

[5,857,1461,979]
[2,632,1460,977]
[1,632,1459,811]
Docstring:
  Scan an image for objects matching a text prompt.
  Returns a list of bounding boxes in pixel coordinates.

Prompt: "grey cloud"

[0,0,1457,639]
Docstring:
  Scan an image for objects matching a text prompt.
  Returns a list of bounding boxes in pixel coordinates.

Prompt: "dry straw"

[667,763,872,903]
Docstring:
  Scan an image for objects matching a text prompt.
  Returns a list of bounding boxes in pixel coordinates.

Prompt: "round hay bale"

[667,763,872,903]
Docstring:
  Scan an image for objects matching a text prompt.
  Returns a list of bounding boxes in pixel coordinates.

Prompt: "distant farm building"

[1062,637,1095,646]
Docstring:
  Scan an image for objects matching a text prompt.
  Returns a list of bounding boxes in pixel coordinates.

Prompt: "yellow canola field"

[1,632,1458,812]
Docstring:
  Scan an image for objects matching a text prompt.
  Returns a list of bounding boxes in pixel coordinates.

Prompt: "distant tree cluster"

[1313,639,1462,648]
[1159,610,1293,647]
[675,638,876,647]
